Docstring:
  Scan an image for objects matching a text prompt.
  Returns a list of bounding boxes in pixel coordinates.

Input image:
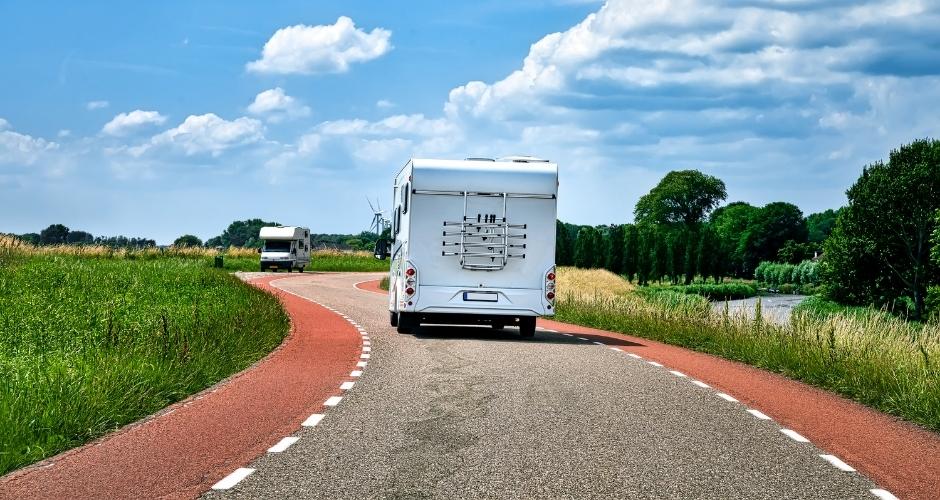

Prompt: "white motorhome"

[387,157,557,337]
[259,226,311,272]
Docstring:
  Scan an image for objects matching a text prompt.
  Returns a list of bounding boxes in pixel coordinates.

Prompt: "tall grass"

[0,250,289,475]
[555,267,940,432]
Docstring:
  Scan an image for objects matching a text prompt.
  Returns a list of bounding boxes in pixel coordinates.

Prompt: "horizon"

[3,1,939,244]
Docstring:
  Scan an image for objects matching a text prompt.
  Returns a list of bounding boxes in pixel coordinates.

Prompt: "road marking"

[357,361,368,367]
[362,346,372,352]
[692,380,710,388]
[669,370,687,377]
[716,393,738,402]
[610,347,623,352]
[780,429,810,443]
[360,353,371,359]
[302,413,325,427]
[357,328,366,332]
[340,381,355,390]
[869,489,898,500]
[627,353,642,359]
[543,329,557,333]
[576,337,588,341]
[350,370,363,377]
[267,437,299,453]
[324,396,343,407]
[591,341,604,345]
[647,361,663,367]
[562,333,573,337]
[211,468,255,490]
[819,454,856,472]
[362,336,370,341]
[747,409,772,420]
[363,340,371,346]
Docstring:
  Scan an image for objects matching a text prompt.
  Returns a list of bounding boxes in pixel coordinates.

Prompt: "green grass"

[219,253,389,272]
[556,288,940,432]
[644,282,757,301]
[379,276,389,291]
[0,254,289,475]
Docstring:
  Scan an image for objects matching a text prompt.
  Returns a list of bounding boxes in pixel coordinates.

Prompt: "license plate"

[270,265,278,269]
[463,291,498,302]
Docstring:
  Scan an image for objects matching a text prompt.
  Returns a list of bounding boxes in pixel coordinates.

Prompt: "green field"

[221,251,390,273]
[0,254,289,475]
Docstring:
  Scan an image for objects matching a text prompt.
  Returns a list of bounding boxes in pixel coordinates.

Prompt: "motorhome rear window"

[403,183,410,214]
[264,240,291,251]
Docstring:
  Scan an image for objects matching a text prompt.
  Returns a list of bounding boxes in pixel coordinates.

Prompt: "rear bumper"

[260,259,295,269]
[406,285,554,317]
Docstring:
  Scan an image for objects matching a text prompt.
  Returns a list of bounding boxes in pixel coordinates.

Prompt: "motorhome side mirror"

[374,238,389,260]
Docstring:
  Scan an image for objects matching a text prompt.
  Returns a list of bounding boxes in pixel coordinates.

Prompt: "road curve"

[0,275,363,500]
[204,273,920,500]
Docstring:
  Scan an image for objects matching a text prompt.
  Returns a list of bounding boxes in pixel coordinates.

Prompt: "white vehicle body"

[259,226,311,272]
[388,157,558,337]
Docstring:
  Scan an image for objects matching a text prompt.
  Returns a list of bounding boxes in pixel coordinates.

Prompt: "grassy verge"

[555,267,940,432]
[379,276,389,291]
[644,282,757,301]
[221,250,389,273]
[0,253,289,475]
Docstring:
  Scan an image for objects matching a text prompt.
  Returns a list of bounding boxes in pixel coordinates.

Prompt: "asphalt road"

[206,273,877,499]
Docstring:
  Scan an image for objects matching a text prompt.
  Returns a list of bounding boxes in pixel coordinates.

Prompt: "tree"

[66,230,94,245]
[206,218,280,248]
[822,139,940,319]
[636,227,652,286]
[623,225,639,282]
[605,224,625,274]
[710,202,760,278]
[17,233,40,245]
[635,170,727,228]
[740,202,808,274]
[173,234,203,247]
[806,209,840,244]
[653,233,669,284]
[573,226,596,268]
[696,227,719,283]
[668,230,685,284]
[777,240,816,264]
[556,220,574,266]
[39,224,70,245]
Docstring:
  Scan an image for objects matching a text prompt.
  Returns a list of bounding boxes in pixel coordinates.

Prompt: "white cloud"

[319,113,455,137]
[246,16,392,75]
[102,110,168,136]
[145,113,264,157]
[57,129,72,138]
[0,121,59,166]
[86,100,109,110]
[247,87,311,123]
[376,99,395,109]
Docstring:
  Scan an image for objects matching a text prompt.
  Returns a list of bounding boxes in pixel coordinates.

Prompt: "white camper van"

[387,157,557,337]
[259,226,311,272]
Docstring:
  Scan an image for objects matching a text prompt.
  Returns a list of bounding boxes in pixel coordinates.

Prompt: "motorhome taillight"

[546,291,555,300]
[545,266,556,304]
[405,287,415,295]
[547,272,555,281]
[405,268,416,277]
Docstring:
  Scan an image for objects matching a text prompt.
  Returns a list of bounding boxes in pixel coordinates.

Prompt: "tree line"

[556,138,940,320]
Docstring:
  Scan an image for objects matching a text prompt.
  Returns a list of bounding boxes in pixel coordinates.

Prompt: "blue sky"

[2,1,939,244]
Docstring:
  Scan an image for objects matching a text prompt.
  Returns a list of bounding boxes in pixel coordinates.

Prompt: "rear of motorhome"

[387,157,557,337]
[259,226,311,272]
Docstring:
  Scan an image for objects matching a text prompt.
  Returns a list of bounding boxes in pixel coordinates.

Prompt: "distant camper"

[259,226,311,272]
[383,156,558,338]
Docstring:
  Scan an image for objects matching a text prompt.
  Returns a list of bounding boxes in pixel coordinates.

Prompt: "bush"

[678,283,757,300]
[755,260,818,288]
[927,286,940,322]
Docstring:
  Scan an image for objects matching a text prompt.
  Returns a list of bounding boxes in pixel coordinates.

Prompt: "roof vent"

[496,155,549,163]
[465,157,495,162]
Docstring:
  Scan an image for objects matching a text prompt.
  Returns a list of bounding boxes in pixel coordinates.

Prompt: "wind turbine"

[367,197,390,237]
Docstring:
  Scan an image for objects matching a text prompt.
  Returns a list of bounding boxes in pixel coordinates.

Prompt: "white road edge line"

[627,353,642,359]
[324,396,343,407]
[357,361,368,367]
[362,346,372,352]
[340,381,355,390]
[747,409,772,420]
[360,353,371,359]
[780,428,810,443]
[610,347,623,352]
[716,392,738,402]
[211,468,255,490]
[819,454,856,472]
[647,361,663,367]
[869,489,898,500]
[691,380,710,388]
[669,370,686,377]
[576,337,588,341]
[591,341,604,345]
[562,333,573,337]
[267,436,300,453]
[350,370,363,377]
[302,413,325,427]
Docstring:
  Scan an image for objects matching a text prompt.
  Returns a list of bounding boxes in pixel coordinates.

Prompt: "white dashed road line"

[669,370,687,377]
[869,489,899,500]
[627,353,642,359]
[350,370,363,377]
[647,361,663,367]
[324,396,343,407]
[357,361,368,367]
[360,353,371,359]
[609,347,623,352]
[747,409,772,420]
[819,454,856,472]
[691,380,710,388]
[302,414,325,427]
[716,393,738,402]
[592,341,604,345]
[267,437,299,453]
[211,468,255,490]
[340,381,355,391]
[780,428,810,443]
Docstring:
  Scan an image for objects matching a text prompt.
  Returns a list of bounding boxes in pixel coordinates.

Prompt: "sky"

[2,0,939,244]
